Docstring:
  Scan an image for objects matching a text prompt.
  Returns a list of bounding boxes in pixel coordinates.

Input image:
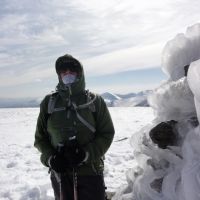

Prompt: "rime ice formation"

[113,23,200,200]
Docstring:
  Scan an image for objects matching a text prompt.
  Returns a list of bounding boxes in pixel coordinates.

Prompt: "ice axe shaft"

[57,143,65,200]
[73,168,78,200]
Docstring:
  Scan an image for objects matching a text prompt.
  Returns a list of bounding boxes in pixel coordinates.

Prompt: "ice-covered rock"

[113,23,200,200]
[148,77,196,122]
[188,59,200,122]
[162,23,200,81]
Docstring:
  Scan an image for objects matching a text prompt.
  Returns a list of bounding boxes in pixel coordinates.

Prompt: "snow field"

[0,107,154,200]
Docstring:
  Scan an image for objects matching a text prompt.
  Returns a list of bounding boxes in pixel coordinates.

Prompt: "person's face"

[59,69,78,78]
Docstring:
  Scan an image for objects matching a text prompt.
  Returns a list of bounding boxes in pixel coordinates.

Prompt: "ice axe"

[57,143,65,200]
[68,136,79,200]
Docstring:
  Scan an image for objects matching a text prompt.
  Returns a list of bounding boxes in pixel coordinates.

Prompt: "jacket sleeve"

[84,95,115,162]
[34,95,56,166]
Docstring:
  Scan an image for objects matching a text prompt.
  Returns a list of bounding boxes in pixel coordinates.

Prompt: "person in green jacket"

[34,54,115,200]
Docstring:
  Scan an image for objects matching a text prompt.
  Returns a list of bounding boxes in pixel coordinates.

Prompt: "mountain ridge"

[101,90,152,107]
[0,90,152,108]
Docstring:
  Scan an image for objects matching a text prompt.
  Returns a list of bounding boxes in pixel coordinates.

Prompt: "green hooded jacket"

[34,57,115,175]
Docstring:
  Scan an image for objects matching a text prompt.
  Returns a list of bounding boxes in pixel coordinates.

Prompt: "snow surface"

[0,107,154,200]
[113,23,200,200]
[113,95,149,107]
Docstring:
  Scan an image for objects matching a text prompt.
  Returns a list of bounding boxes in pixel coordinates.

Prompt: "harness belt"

[72,102,96,133]
[48,91,97,133]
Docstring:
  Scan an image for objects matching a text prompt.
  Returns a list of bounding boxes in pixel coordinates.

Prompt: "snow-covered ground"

[0,107,154,200]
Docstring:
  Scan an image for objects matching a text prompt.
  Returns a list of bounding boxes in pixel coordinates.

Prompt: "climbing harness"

[47,90,97,133]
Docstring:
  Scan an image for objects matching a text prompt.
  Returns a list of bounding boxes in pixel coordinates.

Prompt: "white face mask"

[61,74,77,85]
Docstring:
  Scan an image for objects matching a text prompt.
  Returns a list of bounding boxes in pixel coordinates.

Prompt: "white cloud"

[89,82,161,94]
[83,43,163,76]
[0,0,200,90]
[0,63,55,87]
[0,42,163,86]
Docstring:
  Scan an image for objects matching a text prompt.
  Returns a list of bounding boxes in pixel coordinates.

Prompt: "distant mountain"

[101,90,152,107]
[0,98,42,108]
[100,92,121,106]
[115,93,137,99]
[0,90,152,108]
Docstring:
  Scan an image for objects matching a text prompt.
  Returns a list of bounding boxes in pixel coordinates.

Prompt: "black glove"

[49,154,68,173]
[149,120,178,149]
[64,145,86,168]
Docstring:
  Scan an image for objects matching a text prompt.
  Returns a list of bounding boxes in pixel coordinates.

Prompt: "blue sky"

[86,68,167,94]
[0,0,200,98]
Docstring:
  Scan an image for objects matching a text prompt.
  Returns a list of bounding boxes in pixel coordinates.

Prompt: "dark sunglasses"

[57,62,80,74]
